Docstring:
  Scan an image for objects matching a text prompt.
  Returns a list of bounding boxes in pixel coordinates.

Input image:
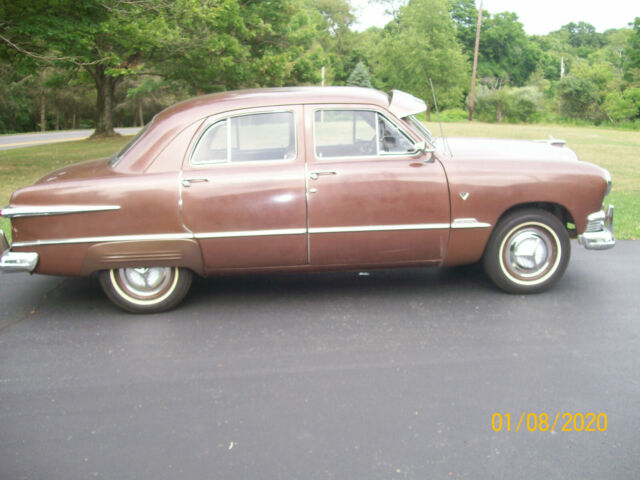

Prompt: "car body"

[0,87,615,312]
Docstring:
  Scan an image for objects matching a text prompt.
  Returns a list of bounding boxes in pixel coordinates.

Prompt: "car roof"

[154,86,392,123]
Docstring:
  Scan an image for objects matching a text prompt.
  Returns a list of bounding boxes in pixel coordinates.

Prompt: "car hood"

[435,137,580,162]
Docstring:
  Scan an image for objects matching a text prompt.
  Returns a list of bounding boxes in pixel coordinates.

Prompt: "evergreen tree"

[346,62,373,87]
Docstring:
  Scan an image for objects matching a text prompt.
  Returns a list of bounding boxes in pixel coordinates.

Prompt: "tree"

[561,21,604,57]
[557,75,601,120]
[347,61,373,87]
[449,0,483,57]
[376,0,469,114]
[1,0,174,136]
[477,12,540,86]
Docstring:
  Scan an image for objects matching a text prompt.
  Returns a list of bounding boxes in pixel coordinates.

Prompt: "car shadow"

[186,263,493,306]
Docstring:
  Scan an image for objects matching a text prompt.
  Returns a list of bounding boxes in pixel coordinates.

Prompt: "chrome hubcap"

[507,229,553,278]
[118,267,173,298]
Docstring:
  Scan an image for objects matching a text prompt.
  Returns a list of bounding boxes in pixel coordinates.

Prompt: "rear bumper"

[578,205,615,250]
[0,229,38,273]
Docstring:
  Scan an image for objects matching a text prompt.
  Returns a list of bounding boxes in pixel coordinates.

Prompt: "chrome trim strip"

[11,220,494,248]
[450,218,492,229]
[309,224,450,234]
[12,232,193,248]
[1,205,121,218]
[195,228,306,239]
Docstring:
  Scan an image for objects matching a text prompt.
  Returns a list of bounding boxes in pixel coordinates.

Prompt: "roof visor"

[388,90,427,118]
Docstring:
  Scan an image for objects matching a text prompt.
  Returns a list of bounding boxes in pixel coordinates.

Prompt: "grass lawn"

[1,123,638,242]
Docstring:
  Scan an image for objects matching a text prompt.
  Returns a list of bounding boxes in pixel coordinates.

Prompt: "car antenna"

[429,78,451,156]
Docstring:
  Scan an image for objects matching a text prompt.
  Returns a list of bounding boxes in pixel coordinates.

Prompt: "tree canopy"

[1,1,639,133]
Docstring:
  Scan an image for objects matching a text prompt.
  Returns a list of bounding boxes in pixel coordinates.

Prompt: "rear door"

[180,106,308,270]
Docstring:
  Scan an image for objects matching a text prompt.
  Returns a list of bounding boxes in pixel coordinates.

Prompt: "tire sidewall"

[99,267,193,313]
[484,210,570,294]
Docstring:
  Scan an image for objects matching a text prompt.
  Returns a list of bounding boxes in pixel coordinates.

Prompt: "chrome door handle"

[309,171,337,180]
[182,177,209,187]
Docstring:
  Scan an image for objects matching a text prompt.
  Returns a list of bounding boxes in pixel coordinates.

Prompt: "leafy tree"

[347,61,373,87]
[449,0,482,57]
[477,12,540,86]
[557,75,601,120]
[0,0,173,136]
[603,88,640,122]
[561,21,604,58]
[158,0,326,93]
[376,0,469,113]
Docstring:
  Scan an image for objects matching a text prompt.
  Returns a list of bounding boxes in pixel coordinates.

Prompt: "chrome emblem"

[459,192,470,201]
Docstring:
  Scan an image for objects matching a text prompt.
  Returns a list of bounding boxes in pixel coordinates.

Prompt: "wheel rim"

[499,222,561,286]
[110,267,180,305]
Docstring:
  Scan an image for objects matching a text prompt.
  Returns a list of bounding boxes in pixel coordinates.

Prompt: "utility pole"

[468,0,483,121]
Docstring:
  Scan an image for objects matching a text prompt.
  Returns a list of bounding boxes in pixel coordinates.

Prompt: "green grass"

[0,136,130,242]
[426,122,640,239]
[1,123,638,242]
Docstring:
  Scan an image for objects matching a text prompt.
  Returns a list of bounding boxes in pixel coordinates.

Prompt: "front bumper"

[0,229,39,273]
[578,205,615,250]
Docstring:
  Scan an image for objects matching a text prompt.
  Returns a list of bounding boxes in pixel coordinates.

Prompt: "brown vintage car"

[0,87,615,312]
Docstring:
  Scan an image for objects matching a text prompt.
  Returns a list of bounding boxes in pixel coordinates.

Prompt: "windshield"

[108,123,150,167]
[407,115,434,144]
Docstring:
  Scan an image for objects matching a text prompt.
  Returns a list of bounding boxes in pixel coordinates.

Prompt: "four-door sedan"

[0,87,615,312]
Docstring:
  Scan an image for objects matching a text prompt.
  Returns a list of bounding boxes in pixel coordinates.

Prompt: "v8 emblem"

[459,192,470,201]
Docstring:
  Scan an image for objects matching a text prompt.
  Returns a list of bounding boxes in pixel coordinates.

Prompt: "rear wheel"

[483,209,570,293]
[99,266,192,313]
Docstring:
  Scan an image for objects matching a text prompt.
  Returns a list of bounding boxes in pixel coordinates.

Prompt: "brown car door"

[180,106,308,271]
[304,105,450,266]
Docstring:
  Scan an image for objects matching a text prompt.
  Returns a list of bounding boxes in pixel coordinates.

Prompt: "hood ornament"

[459,192,470,201]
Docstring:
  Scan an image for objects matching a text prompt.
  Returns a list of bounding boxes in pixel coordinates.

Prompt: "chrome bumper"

[578,205,615,250]
[0,229,39,273]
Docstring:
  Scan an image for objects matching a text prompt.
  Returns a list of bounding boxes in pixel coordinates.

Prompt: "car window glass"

[314,110,377,158]
[192,119,228,164]
[192,111,295,165]
[314,110,415,158]
[378,115,414,154]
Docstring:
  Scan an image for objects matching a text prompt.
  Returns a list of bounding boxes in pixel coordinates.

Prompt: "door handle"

[182,177,209,187]
[309,171,337,180]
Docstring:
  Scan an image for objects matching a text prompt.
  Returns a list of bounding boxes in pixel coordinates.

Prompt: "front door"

[304,105,450,266]
[180,107,308,271]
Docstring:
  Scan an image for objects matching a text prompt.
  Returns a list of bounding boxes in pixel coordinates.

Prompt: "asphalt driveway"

[0,241,638,479]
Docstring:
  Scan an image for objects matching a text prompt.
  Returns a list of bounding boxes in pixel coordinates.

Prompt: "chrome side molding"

[0,205,121,218]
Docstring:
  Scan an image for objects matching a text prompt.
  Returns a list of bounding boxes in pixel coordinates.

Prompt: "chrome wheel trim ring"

[110,267,180,306]
[498,222,561,286]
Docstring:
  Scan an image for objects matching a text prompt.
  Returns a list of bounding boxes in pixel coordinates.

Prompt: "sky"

[351,0,639,35]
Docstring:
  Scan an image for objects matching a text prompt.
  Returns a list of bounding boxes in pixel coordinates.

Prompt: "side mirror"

[414,141,436,162]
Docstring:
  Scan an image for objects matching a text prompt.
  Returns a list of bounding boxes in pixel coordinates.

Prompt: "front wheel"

[483,209,570,294]
[99,266,192,313]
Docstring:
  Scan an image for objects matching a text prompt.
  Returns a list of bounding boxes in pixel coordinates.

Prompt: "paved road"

[0,128,141,150]
[0,242,638,479]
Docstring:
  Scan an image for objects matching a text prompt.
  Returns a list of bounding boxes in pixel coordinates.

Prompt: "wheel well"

[497,202,577,238]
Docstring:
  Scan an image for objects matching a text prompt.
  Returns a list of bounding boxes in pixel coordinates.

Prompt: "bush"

[470,85,543,123]
[439,108,468,122]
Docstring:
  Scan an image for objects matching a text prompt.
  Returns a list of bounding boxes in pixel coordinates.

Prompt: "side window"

[378,115,415,154]
[314,110,377,158]
[191,111,295,165]
[314,110,415,159]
